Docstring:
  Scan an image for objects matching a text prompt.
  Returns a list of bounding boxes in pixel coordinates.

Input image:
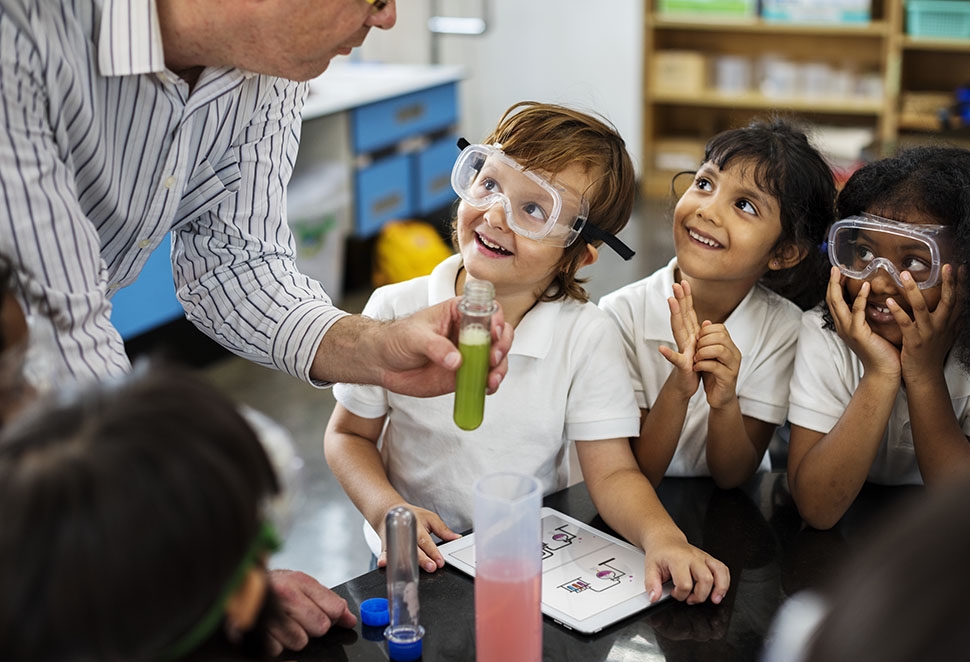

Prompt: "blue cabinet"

[350,82,460,237]
[351,83,458,154]
[110,233,183,340]
[355,153,414,237]
[413,135,460,216]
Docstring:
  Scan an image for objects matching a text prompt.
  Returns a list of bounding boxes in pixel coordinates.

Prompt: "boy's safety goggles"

[451,139,635,260]
[827,213,953,290]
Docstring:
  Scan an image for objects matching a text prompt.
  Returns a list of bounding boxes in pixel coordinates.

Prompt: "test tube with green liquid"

[454,279,496,431]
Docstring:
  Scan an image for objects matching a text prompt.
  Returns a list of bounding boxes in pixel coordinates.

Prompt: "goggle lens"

[828,215,950,290]
[452,144,586,247]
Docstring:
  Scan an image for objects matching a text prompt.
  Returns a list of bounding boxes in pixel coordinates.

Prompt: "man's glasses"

[364,0,389,12]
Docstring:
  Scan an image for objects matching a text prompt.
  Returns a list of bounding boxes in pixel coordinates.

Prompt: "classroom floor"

[196,196,674,588]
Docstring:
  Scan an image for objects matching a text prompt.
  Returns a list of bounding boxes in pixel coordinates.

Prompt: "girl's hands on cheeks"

[658,281,702,399]
[378,505,461,573]
[694,321,741,410]
[825,266,900,378]
[892,265,961,383]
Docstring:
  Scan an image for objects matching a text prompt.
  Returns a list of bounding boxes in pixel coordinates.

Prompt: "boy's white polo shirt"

[334,254,640,542]
[789,306,970,485]
[599,257,801,476]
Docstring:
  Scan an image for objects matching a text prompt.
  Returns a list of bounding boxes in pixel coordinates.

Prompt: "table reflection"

[291,473,923,662]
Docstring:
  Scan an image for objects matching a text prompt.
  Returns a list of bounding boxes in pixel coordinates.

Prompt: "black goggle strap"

[579,221,636,261]
[457,138,635,261]
[456,137,485,174]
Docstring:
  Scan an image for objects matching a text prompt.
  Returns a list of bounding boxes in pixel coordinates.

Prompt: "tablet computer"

[439,506,671,634]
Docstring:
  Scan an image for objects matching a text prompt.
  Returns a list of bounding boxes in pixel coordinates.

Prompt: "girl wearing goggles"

[600,118,836,489]
[327,102,731,607]
[788,145,970,530]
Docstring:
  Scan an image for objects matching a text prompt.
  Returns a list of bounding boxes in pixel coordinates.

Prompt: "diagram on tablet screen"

[558,559,627,593]
[537,514,645,619]
[544,523,627,591]
[442,508,655,629]
[449,513,646,621]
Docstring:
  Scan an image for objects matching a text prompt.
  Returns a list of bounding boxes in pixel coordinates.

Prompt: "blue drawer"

[352,83,458,154]
[355,152,414,237]
[413,135,459,216]
[110,233,184,339]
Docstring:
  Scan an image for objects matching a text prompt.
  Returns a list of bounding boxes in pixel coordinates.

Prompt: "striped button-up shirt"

[0,0,348,383]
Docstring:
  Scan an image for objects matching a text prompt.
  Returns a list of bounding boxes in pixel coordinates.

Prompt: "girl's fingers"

[850,280,869,316]
[673,280,699,337]
[937,264,959,321]
[667,296,689,350]
[886,296,915,338]
[898,271,930,325]
[826,267,850,329]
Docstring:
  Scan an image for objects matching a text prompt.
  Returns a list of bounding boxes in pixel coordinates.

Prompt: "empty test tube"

[385,506,425,661]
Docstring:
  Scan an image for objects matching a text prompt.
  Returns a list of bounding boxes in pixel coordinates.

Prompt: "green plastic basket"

[907,0,970,39]
[658,0,756,17]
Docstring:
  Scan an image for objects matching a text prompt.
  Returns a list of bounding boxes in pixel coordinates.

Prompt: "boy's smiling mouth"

[687,227,723,249]
[476,232,513,256]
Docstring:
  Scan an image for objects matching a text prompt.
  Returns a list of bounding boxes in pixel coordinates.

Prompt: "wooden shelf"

[650,90,884,114]
[653,16,891,37]
[901,36,970,52]
[642,1,970,198]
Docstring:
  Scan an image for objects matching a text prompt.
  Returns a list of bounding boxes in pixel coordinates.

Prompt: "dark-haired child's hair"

[700,116,836,310]
[829,145,970,367]
[453,100,637,303]
[0,365,280,661]
[0,256,30,431]
[0,255,11,351]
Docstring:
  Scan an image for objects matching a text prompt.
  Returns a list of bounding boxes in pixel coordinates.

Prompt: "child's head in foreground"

[828,145,970,364]
[0,255,29,430]
[451,101,637,303]
[0,365,283,662]
[675,117,836,310]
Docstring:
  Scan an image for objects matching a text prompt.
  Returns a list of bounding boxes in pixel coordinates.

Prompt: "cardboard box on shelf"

[652,51,707,95]
[653,138,708,173]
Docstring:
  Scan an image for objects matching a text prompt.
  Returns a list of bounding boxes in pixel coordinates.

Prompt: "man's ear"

[224,567,268,640]
[769,243,808,271]
[580,244,599,269]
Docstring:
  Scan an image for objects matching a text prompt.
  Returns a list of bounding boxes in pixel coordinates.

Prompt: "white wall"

[357,1,644,175]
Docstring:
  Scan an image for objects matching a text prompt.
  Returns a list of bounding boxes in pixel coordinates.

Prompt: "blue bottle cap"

[359,597,390,627]
[385,624,425,661]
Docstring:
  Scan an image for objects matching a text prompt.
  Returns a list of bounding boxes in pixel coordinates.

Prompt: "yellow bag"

[372,220,454,287]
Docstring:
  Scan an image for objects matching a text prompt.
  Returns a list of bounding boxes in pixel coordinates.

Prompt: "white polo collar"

[428,255,562,360]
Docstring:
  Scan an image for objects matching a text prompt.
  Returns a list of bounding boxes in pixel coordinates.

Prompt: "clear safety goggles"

[451,139,635,260]
[827,213,954,290]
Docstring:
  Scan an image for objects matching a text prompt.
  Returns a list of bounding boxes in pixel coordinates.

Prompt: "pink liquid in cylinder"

[475,560,542,662]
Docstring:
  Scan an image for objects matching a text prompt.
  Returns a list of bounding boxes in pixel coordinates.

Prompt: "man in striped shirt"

[0,0,513,655]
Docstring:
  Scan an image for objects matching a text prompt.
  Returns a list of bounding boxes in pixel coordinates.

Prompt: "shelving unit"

[642,0,970,197]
